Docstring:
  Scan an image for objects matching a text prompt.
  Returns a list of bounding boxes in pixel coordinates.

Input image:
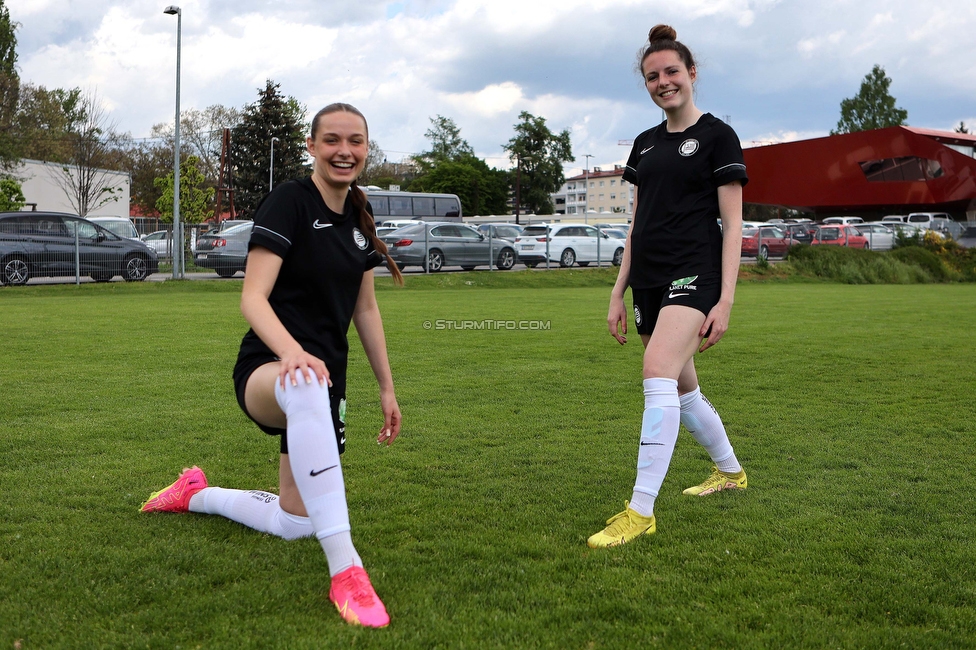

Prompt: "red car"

[810,225,869,249]
[741,225,794,259]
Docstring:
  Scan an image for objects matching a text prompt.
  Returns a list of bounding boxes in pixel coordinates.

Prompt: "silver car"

[856,223,895,251]
[382,222,517,271]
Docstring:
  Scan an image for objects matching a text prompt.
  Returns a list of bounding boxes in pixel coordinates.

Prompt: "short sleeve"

[622,130,652,186]
[248,182,303,258]
[711,122,749,188]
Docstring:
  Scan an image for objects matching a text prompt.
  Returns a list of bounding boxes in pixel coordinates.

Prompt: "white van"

[88,216,140,240]
[822,216,864,225]
[906,212,951,229]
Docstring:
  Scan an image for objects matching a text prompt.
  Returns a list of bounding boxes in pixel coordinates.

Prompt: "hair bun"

[648,24,677,43]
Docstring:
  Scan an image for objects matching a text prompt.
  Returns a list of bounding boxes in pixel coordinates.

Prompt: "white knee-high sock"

[188,488,314,540]
[275,374,361,576]
[630,378,681,517]
[679,387,741,474]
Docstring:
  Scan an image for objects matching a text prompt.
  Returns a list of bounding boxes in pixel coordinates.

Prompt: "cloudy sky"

[8,0,976,176]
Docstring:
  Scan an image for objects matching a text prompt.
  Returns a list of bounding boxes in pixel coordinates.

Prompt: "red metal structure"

[743,126,976,218]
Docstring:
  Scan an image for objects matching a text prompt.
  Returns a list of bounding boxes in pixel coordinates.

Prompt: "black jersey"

[623,113,748,288]
[236,178,385,392]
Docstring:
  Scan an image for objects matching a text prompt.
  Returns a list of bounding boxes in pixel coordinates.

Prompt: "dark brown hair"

[639,24,696,76]
[311,103,404,286]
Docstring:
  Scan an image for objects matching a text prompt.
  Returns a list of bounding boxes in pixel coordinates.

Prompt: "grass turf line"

[1,280,975,648]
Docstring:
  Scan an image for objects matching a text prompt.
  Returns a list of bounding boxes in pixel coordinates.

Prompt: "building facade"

[552,165,633,217]
[743,126,976,220]
[12,159,131,218]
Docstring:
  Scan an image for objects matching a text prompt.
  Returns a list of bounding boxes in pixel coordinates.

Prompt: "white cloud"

[7,0,976,166]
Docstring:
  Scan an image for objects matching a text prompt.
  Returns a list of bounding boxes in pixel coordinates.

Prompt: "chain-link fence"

[0,213,162,286]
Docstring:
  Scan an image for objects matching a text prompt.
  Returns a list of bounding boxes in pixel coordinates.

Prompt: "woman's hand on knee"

[279,350,331,389]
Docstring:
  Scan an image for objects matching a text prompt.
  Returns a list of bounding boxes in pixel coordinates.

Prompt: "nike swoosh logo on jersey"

[668,292,689,299]
[640,146,654,155]
[312,220,333,229]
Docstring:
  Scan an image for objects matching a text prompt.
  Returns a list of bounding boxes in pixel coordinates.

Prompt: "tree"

[503,111,574,214]
[154,155,214,224]
[149,104,240,188]
[0,176,23,210]
[52,90,123,217]
[955,121,969,134]
[410,156,510,216]
[359,139,386,185]
[0,0,18,169]
[231,80,308,217]
[832,64,908,135]
[13,83,85,162]
[106,134,171,216]
[416,115,474,170]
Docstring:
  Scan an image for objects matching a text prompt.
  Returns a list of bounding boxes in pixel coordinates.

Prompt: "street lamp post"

[164,5,182,279]
[583,154,593,224]
[269,136,279,192]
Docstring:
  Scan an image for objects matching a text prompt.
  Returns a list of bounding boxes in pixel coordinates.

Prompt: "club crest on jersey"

[634,304,642,326]
[678,139,699,157]
[352,228,368,250]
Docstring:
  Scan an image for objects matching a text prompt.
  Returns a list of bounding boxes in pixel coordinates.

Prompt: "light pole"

[269,136,279,193]
[583,154,593,224]
[164,5,182,279]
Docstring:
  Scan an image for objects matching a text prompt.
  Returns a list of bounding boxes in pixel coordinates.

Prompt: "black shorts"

[631,272,721,336]
[233,352,346,455]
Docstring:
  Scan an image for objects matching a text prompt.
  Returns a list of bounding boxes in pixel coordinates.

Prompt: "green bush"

[785,244,953,283]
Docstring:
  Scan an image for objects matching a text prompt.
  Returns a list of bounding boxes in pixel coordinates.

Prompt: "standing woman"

[141,103,403,628]
[588,26,748,549]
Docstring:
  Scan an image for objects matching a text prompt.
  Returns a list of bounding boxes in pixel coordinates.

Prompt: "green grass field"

[2,274,975,648]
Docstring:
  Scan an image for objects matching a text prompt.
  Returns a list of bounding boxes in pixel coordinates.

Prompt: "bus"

[362,189,462,224]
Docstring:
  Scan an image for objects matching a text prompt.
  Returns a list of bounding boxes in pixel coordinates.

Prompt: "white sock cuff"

[679,387,701,411]
[643,377,679,409]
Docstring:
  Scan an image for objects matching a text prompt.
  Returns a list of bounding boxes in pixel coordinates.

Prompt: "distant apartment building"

[552,165,633,217]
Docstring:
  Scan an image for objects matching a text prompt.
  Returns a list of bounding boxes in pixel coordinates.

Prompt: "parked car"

[381,222,517,271]
[782,222,814,245]
[514,223,624,268]
[906,212,951,229]
[376,226,399,238]
[141,230,172,257]
[88,216,141,240]
[0,211,159,285]
[930,217,964,240]
[475,223,524,243]
[810,224,869,248]
[881,215,907,223]
[888,222,932,242]
[601,228,628,240]
[212,219,253,233]
[854,223,896,250]
[958,226,976,249]
[194,221,253,277]
[595,222,631,234]
[377,218,420,229]
[741,225,793,259]
[822,216,865,225]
